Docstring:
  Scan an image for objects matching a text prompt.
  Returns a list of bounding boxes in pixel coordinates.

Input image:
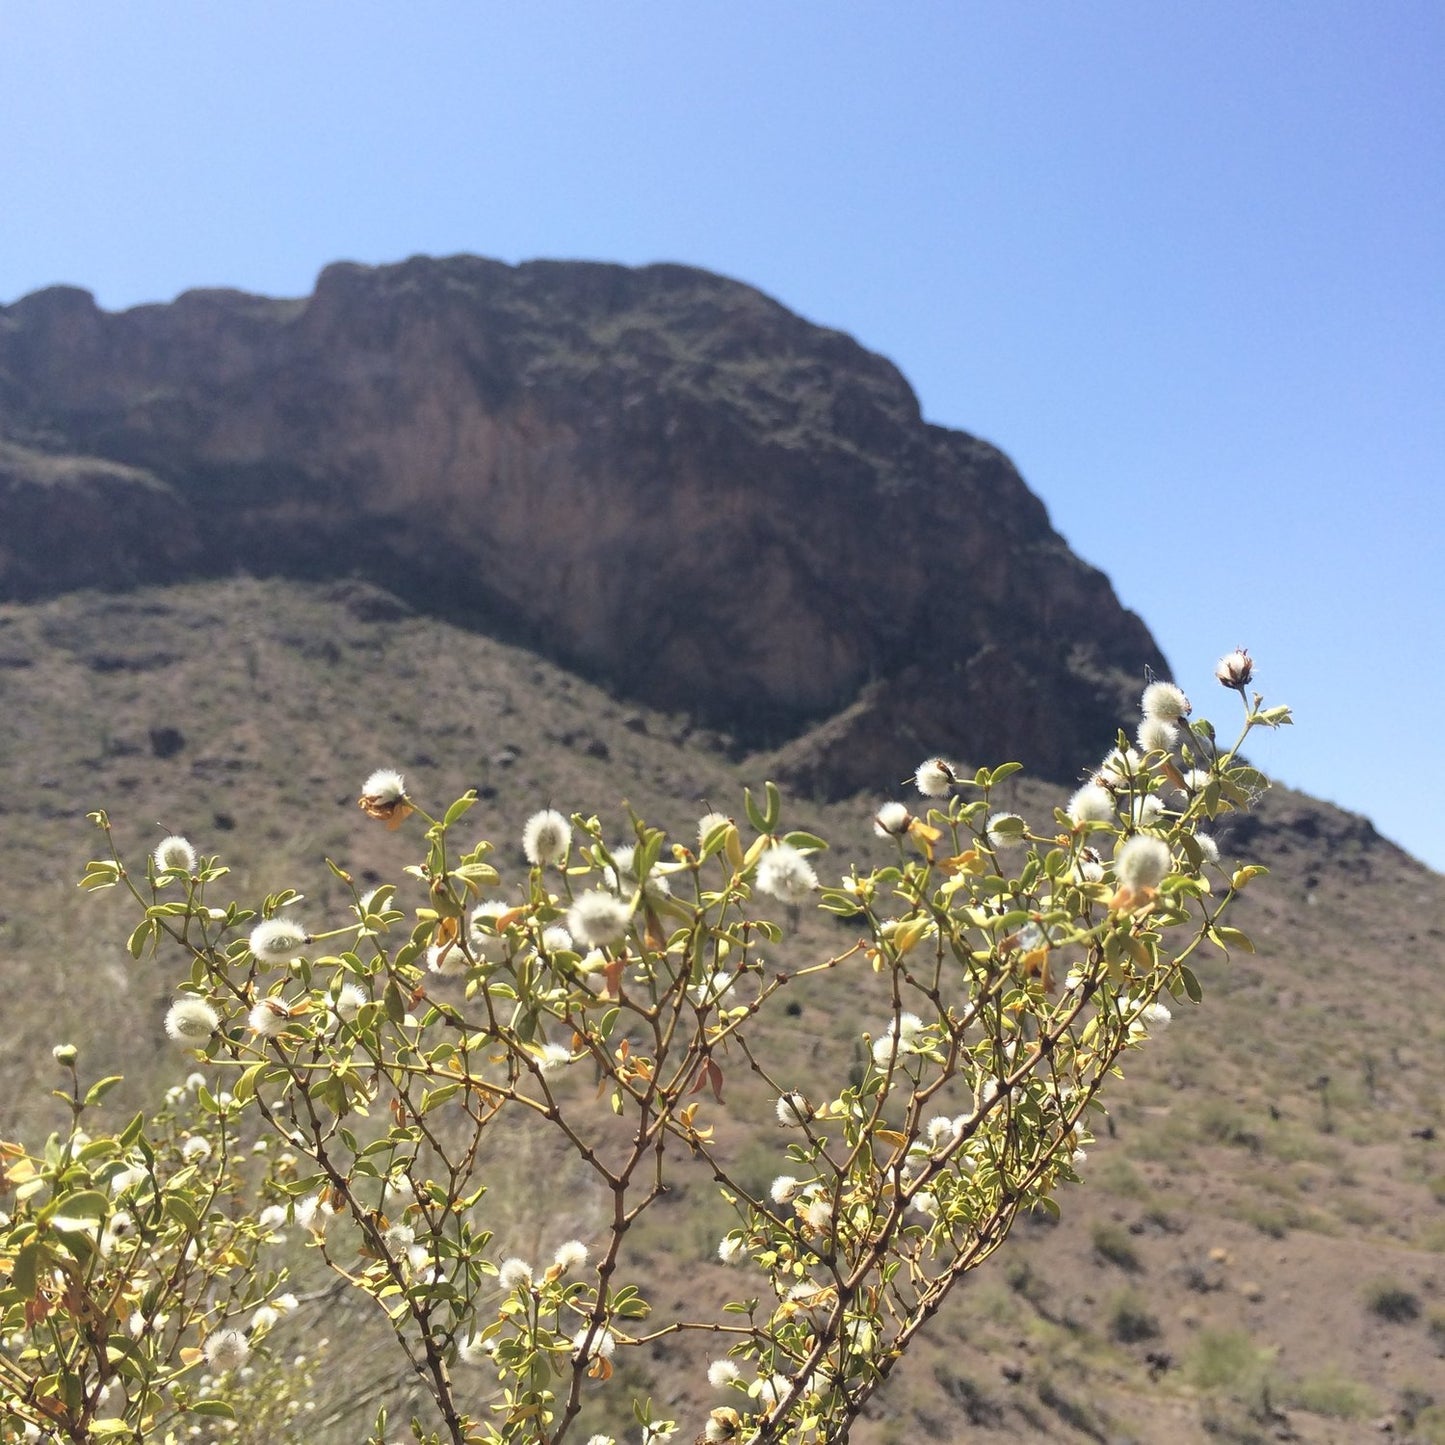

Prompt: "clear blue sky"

[3,3,1442,870]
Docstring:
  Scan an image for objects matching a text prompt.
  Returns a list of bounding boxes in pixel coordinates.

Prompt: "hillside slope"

[1,579,1441,1442]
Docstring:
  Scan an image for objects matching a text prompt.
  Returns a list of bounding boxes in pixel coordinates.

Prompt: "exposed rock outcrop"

[0,255,1166,792]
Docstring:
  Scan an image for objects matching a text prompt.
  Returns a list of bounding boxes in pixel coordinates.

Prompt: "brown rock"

[0,256,1166,794]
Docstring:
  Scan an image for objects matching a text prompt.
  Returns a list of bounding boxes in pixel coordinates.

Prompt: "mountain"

[0,255,1164,794]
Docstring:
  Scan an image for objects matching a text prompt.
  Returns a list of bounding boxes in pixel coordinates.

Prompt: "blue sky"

[3,2,1442,869]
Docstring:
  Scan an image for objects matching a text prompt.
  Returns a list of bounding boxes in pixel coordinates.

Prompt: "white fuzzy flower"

[925,1114,959,1150]
[164,997,219,1044]
[553,1239,589,1273]
[1137,716,1178,754]
[1067,783,1115,825]
[571,1326,616,1361]
[1194,832,1220,864]
[717,1235,745,1265]
[566,890,633,947]
[1130,793,1166,827]
[1097,746,1143,791]
[769,1175,800,1204]
[537,1042,572,1073]
[248,998,292,1038]
[1215,648,1253,690]
[1115,835,1172,891]
[775,1091,811,1127]
[1141,680,1191,722]
[540,923,573,953]
[457,1334,491,1367]
[609,844,672,898]
[708,1358,742,1388]
[249,918,309,964]
[873,801,912,839]
[153,835,198,875]
[697,811,732,848]
[497,1257,533,1292]
[800,1194,833,1231]
[360,769,406,803]
[1140,1000,1172,1031]
[468,900,513,963]
[203,1328,249,1371]
[871,1012,925,1066]
[331,983,368,1022]
[522,809,572,866]
[914,757,960,797]
[181,1135,212,1162]
[754,843,818,903]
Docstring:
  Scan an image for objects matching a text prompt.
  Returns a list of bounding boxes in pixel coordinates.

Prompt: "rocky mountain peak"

[0,254,1165,794]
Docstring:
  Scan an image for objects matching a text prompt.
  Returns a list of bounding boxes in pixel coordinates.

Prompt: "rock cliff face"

[0,255,1166,793]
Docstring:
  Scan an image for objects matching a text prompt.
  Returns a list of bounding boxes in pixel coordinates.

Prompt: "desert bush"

[1366,1279,1422,1323]
[0,657,1287,1443]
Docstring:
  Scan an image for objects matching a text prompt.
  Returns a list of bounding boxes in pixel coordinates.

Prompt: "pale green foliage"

[0,673,1289,1443]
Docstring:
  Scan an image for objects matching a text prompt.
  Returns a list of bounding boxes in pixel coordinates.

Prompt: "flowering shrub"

[0,656,1287,1444]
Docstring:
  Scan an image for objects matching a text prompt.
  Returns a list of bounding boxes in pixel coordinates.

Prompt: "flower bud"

[1215,648,1253,690]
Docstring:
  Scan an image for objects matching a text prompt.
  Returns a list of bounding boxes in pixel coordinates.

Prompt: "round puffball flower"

[181,1135,212,1162]
[537,1042,572,1073]
[769,1175,800,1204]
[153,835,198,875]
[566,890,633,948]
[1194,832,1221,865]
[754,843,818,903]
[248,998,292,1038]
[571,1327,617,1362]
[553,1239,589,1273]
[708,1358,742,1389]
[522,809,572,867]
[359,769,406,804]
[1067,783,1115,825]
[873,801,912,839]
[914,757,960,797]
[1115,835,1172,892]
[1131,794,1166,827]
[717,1235,745,1265]
[330,983,368,1023]
[1141,680,1191,722]
[52,1043,78,1067]
[468,900,513,963]
[249,918,309,965]
[697,811,732,848]
[1140,1000,1172,1031]
[775,1091,811,1127]
[203,1328,250,1372]
[610,844,672,899]
[985,812,1026,849]
[165,997,220,1045]
[1215,648,1254,691]
[540,923,573,954]
[1137,716,1179,754]
[497,1257,534,1292]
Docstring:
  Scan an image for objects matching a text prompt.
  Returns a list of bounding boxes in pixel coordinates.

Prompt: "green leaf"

[1212,925,1255,955]
[83,1076,124,1108]
[743,786,768,834]
[189,1400,238,1420]
[1179,965,1203,1003]
[126,919,158,959]
[782,830,828,852]
[988,762,1024,786]
[13,1238,40,1297]
[443,792,479,828]
[384,980,407,1025]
